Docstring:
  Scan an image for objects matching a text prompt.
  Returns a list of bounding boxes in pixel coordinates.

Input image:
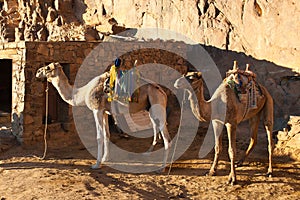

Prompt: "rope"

[41,81,49,160]
[250,81,257,108]
[241,87,249,121]
[31,81,49,160]
[167,90,186,175]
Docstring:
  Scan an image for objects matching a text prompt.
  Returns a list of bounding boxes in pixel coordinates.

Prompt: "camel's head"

[174,71,203,90]
[36,62,61,81]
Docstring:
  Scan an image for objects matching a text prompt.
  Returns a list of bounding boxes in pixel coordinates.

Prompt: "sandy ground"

[0,123,300,200]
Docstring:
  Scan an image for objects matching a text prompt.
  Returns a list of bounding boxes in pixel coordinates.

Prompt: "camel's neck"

[49,70,76,106]
[187,81,211,122]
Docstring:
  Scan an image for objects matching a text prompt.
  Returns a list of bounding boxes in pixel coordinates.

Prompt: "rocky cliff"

[82,0,300,70]
[0,0,299,70]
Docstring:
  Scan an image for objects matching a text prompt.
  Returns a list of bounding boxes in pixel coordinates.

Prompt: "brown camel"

[174,63,273,185]
[36,62,171,170]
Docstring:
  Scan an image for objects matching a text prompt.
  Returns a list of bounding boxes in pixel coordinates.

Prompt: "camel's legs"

[92,109,104,169]
[146,117,159,153]
[149,106,170,172]
[160,124,171,172]
[101,112,110,162]
[259,90,274,177]
[147,105,166,152]
[226,122,237,185]
[264,122,273,177]
[237,114,261,166]
[261,88,274,176]
[208,119,224,176]
[263,105,274,176]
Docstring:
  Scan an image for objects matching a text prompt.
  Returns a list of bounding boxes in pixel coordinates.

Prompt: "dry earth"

[0,123,300,200]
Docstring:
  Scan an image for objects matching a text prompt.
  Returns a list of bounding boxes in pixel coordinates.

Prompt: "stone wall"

[0,39,298,145]
[0,42,26,141]
[3,40,192,145]
[11,42,98,145]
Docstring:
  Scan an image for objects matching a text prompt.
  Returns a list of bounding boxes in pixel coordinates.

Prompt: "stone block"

[277,131,289,141]
[23,114,34,125]
[36,45,49,56]
[4,42,17,49]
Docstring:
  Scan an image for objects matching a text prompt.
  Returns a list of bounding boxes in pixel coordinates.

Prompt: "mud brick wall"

[22,41,101,145]
[8,40,195,145]
[4,39,298,145]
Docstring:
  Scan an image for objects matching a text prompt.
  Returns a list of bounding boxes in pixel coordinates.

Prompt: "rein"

[168,90,187,175]
[32,81,49,160]
[41,81,49,159]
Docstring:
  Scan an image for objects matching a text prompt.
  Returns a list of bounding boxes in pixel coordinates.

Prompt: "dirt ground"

[0,122,300,200]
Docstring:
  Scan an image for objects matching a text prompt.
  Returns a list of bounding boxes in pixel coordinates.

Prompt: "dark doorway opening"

[43,63,70,124]
[0,59,12,114]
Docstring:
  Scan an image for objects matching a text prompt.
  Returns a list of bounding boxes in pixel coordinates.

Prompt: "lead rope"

[41,81,49,160]
[167,90,186,175]
[241,86,250,121]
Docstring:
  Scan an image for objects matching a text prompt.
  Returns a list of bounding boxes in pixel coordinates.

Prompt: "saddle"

[225,63,261,109]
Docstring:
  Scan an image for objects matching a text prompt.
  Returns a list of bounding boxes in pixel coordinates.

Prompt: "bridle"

[184,74,203,93]
[44,63,61,78]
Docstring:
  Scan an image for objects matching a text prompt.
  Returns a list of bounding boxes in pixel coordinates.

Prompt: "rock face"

[0,0,299,69]
[275,116,300,161]
[0,0,100,42]
[80,0,300,70]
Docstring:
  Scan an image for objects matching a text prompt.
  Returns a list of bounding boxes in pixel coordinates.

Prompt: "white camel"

[36,62,171,170]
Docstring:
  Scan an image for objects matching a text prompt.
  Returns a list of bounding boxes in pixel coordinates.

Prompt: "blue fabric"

[115,58,121,67]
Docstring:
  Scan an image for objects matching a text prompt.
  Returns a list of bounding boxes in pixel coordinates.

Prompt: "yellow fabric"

[107,65,140,103]
[108,65,117,102]
[109,65,117,89]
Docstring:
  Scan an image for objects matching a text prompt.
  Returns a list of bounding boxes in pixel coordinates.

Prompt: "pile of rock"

[0,0,101,42]
[0,124,16,152]
[275,116,300,161]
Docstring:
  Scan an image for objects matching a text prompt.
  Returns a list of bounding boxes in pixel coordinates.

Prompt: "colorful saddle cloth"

[225,69,261,109]
[108,67,140,103]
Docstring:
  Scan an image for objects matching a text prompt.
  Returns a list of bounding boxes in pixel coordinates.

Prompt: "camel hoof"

[227,178,237,185]
[266,172,273,177]
[154,167,166,174]
[101,157,109,163]
[119,133,129,139]
[235,160,244,168]
[91,164,101,169]
[205,171,216,176]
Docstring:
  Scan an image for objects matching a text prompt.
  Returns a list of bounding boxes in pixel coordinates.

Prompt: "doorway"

[43,63,70,124]
[0,59,12,114]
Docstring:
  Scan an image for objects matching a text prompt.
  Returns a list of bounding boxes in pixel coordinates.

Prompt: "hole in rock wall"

[254,0,262,17]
